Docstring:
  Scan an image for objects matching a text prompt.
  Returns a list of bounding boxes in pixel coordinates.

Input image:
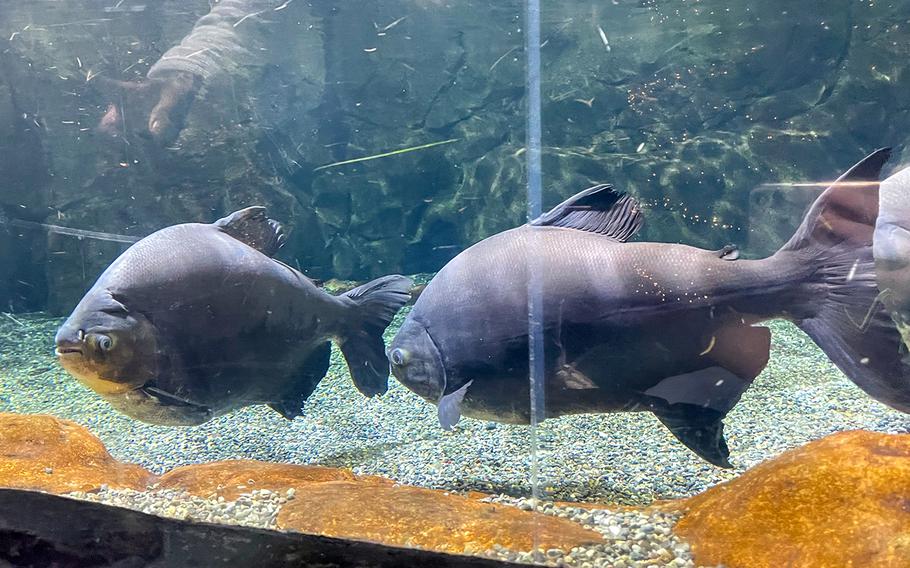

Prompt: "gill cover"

[388,318,447,403]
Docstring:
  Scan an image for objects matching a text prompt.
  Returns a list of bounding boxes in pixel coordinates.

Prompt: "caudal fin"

[781,147,910,413]
[338,275,413,397]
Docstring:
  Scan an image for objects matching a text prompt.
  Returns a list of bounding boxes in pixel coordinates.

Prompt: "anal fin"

[640,325,771,468]
[268,401,304,421]
[268,342,331,421]
[652,403,733,468]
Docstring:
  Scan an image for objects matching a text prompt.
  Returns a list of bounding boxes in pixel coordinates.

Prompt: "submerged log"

[0,488,523,568]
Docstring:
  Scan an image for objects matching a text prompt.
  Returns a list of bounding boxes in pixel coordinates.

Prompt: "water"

[1,1,909,566]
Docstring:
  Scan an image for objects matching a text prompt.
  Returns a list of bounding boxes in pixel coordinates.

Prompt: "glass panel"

[527,0,910,566]
[2,0,909,566]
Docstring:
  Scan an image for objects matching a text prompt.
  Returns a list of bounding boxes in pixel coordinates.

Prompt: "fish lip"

[54,346,83,356]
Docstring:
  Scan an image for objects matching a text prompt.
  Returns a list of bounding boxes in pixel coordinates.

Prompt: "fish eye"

[97,335,113,352]
[390,348,409,366]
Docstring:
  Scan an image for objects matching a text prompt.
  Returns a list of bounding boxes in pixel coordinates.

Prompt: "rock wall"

[0,0,908,312]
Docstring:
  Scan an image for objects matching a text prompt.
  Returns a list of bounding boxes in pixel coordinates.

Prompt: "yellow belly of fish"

[76,375,137,395]
[58,358,138,394]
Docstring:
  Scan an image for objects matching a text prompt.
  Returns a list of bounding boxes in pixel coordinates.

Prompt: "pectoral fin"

[438,380,473,431]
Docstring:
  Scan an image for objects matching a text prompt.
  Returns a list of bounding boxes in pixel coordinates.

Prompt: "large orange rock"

[0,413,154,493]
[277,481,603,555]
[156,459,390,499]
[674,430,910,568]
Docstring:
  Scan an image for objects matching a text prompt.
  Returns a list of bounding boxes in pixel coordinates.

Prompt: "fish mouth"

[54,337,84,357]
[54,346,83,356]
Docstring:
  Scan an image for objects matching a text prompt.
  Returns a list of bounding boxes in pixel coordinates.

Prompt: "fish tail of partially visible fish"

[778,147,910,414]
[337,274,414,397]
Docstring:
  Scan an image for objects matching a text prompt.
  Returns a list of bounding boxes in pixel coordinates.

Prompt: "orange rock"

[674,430,910,568]
[0,413,154,493]
[277,481,603,555]
[156,460,390,499]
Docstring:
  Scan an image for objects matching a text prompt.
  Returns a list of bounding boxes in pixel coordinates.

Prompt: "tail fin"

[337,275,413,397]
[781,147,910,413]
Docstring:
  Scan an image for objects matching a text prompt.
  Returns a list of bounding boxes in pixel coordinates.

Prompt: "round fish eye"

[390,348,408,366]
[98,336,113,351]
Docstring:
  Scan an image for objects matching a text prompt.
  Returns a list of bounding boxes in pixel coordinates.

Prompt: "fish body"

[390,149,910,467]
[874,166,910,348]
[55,207,411,426]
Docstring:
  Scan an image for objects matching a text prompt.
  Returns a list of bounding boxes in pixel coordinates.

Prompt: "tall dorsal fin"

[214,206,286,257]
[530,184,643,241]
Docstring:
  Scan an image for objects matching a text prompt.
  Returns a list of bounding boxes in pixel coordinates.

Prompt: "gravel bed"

[1,305,908,508]
[66,486,288,529]
[483,495,697,568]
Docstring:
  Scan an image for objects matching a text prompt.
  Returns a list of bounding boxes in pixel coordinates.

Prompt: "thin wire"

[2,217,139,244]
[525,0,546,560]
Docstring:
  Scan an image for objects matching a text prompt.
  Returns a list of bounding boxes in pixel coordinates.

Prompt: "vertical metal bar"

[525,0,545,560]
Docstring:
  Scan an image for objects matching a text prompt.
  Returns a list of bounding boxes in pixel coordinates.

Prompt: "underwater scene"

[1,1,910,567]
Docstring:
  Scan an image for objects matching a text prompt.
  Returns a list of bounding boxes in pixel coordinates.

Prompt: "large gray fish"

[389,148,910,467]
[874,165,910,350]
[55,207,412,426]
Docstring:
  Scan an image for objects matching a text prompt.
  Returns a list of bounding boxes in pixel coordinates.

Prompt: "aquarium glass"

[1,0,909,566]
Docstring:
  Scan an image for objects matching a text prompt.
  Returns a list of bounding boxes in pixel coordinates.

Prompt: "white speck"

[596,26,611,52]
[846,259,859,282]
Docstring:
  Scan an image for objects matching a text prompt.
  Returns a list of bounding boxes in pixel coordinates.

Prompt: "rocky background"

[0,0,908,313]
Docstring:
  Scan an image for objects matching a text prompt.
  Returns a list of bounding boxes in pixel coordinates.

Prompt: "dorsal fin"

[530,184,643,241]
[214,206,286,257]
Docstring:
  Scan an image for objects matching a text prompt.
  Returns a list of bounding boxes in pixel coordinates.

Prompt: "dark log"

[0,488,522,568]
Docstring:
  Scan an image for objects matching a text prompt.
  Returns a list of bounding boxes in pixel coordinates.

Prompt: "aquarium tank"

[1,0,909,566]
